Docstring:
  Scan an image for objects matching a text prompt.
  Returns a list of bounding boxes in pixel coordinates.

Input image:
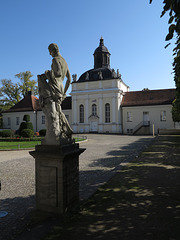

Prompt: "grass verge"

[0,137,85,150]
[0,141,41,150]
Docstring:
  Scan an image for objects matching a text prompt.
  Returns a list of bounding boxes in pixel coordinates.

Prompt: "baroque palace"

[2,38,177,135]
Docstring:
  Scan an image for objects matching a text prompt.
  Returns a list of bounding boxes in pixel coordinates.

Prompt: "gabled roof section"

[121,89,176,107]
[3,94,41,113]
[3,95,72,113]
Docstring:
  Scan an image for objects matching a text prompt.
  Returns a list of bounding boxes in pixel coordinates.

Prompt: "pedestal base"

[30,143,85,214]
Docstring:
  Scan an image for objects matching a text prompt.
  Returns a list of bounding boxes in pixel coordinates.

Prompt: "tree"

[150,0,180,122]
[0,79,21,107]
[15,71,38,97]
[0,71,38,110]
[172,99,180,122]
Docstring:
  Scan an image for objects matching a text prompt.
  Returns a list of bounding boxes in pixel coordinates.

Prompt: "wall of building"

[122,105,174,135]
[2,109,72,133]
[71,93,123,133]
[2,111,37,132]
[71,78,128,133]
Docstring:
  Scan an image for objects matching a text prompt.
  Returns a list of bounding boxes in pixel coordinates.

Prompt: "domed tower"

[93,37,110,69]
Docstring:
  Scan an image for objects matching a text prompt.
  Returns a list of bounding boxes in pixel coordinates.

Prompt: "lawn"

[0,141,41,150]
[0,137,85,150]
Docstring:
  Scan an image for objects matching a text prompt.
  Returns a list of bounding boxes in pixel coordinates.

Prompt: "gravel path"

[0,134,154,240]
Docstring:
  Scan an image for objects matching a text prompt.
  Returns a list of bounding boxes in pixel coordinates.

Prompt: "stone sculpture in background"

[38,43,73,145]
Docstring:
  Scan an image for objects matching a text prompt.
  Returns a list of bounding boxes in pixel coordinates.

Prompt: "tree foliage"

[15,71,38,97]
[0,71,38,110]
[150,0,180,122]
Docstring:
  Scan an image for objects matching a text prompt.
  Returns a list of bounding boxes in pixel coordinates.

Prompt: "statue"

[98,71,103,80]
[85,72,89,81]
[38,43,73,145]
[72,74,77,82]
[112,69,116,79]
[117,69,121,79]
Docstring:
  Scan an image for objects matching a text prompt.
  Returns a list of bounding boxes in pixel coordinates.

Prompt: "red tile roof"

[3,94,41,113]
[121,89,176,107]
[3,95,72,113]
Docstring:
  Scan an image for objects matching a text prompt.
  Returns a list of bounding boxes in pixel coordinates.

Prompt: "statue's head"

[48,43,59,56]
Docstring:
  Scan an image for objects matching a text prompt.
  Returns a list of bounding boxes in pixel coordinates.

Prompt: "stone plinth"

[30,143,85,214]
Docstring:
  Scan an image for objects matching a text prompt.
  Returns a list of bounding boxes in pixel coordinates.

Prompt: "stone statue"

[112,69,116,79]
[72,74,77,82]
[98,71,103,80]
[38,43,73,145]
[117,69,121,79]
[85,72,89,81]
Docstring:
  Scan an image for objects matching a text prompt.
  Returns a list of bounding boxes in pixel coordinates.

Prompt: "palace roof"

[121,88,176,107]
[3,92,72,112]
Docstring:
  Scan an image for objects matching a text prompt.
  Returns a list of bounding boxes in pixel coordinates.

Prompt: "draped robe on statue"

[38,54,73,145]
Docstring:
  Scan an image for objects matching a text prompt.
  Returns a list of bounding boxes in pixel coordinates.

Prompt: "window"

[92,104,97,116]
[105,103,110,123]
[7,117,11,126]
[42,115,45,124]
[160,111,166,121]
[16,117,20,125]
[79,105,84,123]
[127,112,133,122]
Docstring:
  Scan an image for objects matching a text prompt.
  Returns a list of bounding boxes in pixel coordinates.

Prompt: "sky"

[0,0,176,96]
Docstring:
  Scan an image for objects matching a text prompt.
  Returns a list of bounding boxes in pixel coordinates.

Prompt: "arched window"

[105,103,110,123]
[92,104,97,116]
[79,104,84,123]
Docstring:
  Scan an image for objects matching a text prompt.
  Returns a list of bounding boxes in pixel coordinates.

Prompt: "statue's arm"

[64,68,71,95]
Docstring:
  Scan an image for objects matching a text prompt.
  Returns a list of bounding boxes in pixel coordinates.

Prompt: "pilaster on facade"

[72,98,77,125]
[98,96,103,123]
[85,82,89,90]
[112,96,116,123]
[99,81,102,89]
[85,98,89,124]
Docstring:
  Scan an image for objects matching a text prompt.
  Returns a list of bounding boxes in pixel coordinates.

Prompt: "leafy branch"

[150,0,180,121]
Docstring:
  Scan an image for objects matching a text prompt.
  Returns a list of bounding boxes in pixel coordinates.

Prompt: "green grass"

[0,141,41,150]
[0,137,85,150]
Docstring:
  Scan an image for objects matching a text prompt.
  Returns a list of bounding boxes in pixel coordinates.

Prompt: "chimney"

[28,91,32,96]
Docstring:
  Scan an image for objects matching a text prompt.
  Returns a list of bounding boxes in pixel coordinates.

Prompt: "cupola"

[93,37,110,69]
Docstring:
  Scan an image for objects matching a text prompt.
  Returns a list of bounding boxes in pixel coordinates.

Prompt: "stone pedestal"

[30,143,85,214]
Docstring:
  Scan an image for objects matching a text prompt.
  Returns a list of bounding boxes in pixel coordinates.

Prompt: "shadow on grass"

[44,136,180,240]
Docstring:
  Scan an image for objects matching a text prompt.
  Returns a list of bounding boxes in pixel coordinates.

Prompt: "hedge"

[0,129,14,137]
[39,129,46,136]
[20,129,35,138]
[19,122,34,136]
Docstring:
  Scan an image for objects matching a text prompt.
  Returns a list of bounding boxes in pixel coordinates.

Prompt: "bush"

[39,129,46,136]
[21,129,34,138]
[19,122,34,136]
[23,114,30,122]
[0,129,14,137]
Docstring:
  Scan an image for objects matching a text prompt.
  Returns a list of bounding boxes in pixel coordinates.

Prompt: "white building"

[2,38,176,135]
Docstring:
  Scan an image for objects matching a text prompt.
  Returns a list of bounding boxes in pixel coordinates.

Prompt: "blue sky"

[0,0,176,96]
